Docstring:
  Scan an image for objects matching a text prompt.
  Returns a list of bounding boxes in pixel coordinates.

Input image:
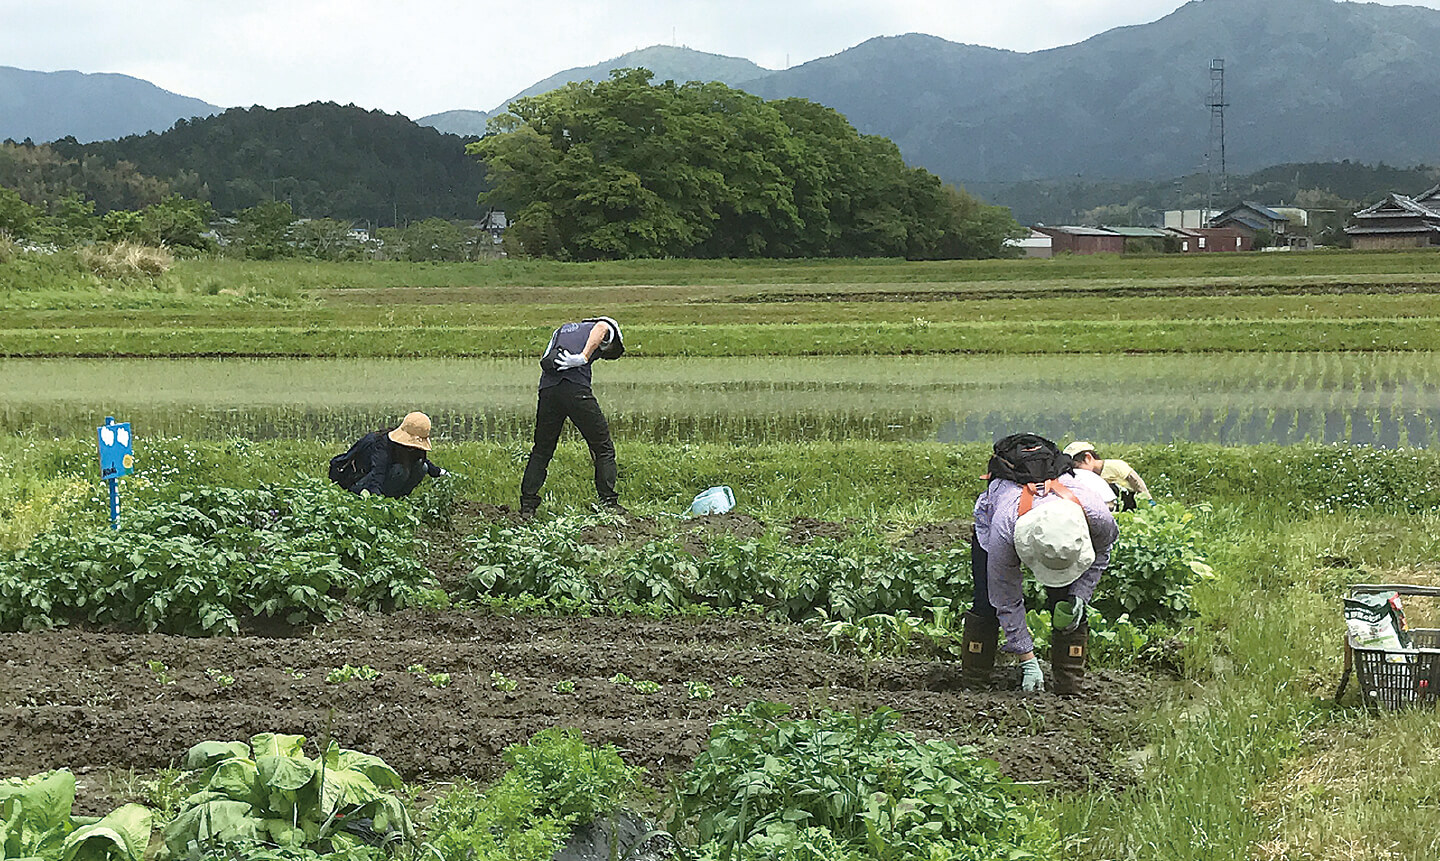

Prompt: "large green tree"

[470,69,1021,260]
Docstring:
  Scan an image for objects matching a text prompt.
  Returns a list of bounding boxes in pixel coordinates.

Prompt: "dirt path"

[0,609,1157,803]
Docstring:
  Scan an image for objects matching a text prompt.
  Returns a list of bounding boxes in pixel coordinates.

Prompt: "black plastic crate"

[1336,584,1440,710]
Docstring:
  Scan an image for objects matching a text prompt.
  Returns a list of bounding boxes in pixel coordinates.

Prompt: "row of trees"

[223,200,501,262]
[0,188,212,249]
[0,188,499,263]
[471,69,1024,260]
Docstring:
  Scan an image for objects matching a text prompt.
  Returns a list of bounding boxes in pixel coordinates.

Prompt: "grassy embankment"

[4,250,1440,858]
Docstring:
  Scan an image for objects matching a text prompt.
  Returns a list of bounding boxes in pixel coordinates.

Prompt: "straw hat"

[1062,440,1096,458]
[1014,499,1094,587]
[388,412,433,451]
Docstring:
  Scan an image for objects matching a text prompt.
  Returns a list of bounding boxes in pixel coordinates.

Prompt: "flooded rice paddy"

[6,353,1440,446]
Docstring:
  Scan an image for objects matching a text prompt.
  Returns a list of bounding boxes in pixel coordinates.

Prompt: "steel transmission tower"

[1205,58,1228,220]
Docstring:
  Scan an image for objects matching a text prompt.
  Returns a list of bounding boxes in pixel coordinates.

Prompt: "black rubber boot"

[960,611,999,690]
[1050,616,1088,697]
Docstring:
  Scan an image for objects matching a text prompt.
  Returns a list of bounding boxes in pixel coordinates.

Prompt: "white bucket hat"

[1014,498,1094,587]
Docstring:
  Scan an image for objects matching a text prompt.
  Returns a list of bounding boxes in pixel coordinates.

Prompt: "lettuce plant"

[161,733,413,861]
[0,770,152,861]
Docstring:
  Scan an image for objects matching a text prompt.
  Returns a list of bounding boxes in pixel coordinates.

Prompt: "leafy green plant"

[160,733,413,860]
[406,665,451,688]
[551,680,576,694]
[205,668,236,688]
[1100,502,1214,624]
[675,703,1057,861]
[467,519,601,604]
[421,729,644,861]
[324,665,379,684]
[0,480,433,635]
[686,681,715,700]
[501,729,644,826]
[727,675,747,689]
[0,769,153,861]
[489,671,518,692]
[147,660,176,686]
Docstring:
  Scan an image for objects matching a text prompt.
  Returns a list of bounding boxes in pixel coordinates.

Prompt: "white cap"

[1014,499,1094,587]
[1062,441,1095,457]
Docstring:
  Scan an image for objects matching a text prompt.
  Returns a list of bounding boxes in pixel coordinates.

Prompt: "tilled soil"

[0,609,1158,807]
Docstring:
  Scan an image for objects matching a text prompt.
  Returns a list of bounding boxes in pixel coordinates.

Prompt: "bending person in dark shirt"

[520,316,625,517]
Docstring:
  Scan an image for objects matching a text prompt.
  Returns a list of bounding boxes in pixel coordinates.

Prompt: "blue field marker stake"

[97,416,134,530]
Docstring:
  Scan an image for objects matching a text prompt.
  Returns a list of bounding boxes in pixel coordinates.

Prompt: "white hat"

[1014,499,1094,587]
[1062,440,1095,458]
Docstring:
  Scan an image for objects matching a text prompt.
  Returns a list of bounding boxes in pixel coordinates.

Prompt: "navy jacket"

[335,431,441,498]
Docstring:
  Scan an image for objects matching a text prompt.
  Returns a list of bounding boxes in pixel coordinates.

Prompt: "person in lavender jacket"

[963,474,1118,695]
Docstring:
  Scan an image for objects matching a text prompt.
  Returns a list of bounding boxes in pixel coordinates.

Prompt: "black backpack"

[329,431,380,490]
[985,433,1074,485]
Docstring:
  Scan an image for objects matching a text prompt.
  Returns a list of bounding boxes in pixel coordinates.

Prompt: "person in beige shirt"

[1062,441,1153,510]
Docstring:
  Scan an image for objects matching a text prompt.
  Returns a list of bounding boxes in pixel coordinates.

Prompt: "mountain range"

[417,45,772,136]
[6,0,1440,189]
[0,66,218,143]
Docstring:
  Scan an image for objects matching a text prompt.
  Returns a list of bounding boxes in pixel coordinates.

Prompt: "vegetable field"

[6,250,1440,860]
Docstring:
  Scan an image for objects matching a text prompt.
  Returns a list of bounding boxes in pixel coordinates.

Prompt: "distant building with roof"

[1209,202,1289,235]
[1345,185,1440,249]
[1102,225,1168,254]
[1031,225,1124,255]
[1163,226,1252,253]
[1006,229,1054,258]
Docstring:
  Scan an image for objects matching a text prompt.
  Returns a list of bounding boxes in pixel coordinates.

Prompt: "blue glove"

[553,349,588,371]
[1020,657,1044,692]
[1147,498,1157,507]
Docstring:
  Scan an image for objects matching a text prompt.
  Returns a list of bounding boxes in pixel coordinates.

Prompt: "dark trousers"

[969,529,1069,619]
[520,381,618,510]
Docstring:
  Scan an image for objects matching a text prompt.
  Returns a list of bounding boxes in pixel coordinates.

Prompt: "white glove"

[553,349,588,371]
[436,468,448,477]
[1020,657,1044,692]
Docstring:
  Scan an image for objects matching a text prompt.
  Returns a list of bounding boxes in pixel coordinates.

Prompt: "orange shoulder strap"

[1018,479,1081,516]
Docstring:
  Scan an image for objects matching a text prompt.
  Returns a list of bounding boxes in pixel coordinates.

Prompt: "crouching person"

[961,436,1117,695]
[330,411,446,498]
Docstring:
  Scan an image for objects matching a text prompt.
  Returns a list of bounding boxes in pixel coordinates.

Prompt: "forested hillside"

[473,70,1022,260]
[54,102,487,223]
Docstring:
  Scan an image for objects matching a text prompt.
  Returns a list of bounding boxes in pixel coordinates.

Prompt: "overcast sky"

[4,0,1440,119]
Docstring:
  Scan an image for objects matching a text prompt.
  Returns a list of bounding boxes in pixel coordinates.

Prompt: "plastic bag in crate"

[1345,591,1413,663]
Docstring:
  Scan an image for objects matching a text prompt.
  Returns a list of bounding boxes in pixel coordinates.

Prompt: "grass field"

[7,250,1440,357]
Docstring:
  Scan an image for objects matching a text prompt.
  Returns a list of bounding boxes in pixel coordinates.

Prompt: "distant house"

[1345,186,1440,249]
[1164,226,1251,253]
[1208,201,1311,249]
[479,210,508,242]
[1032,226,1124,255]
[1007,229,1054,258]
[1209,202,1289,236]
